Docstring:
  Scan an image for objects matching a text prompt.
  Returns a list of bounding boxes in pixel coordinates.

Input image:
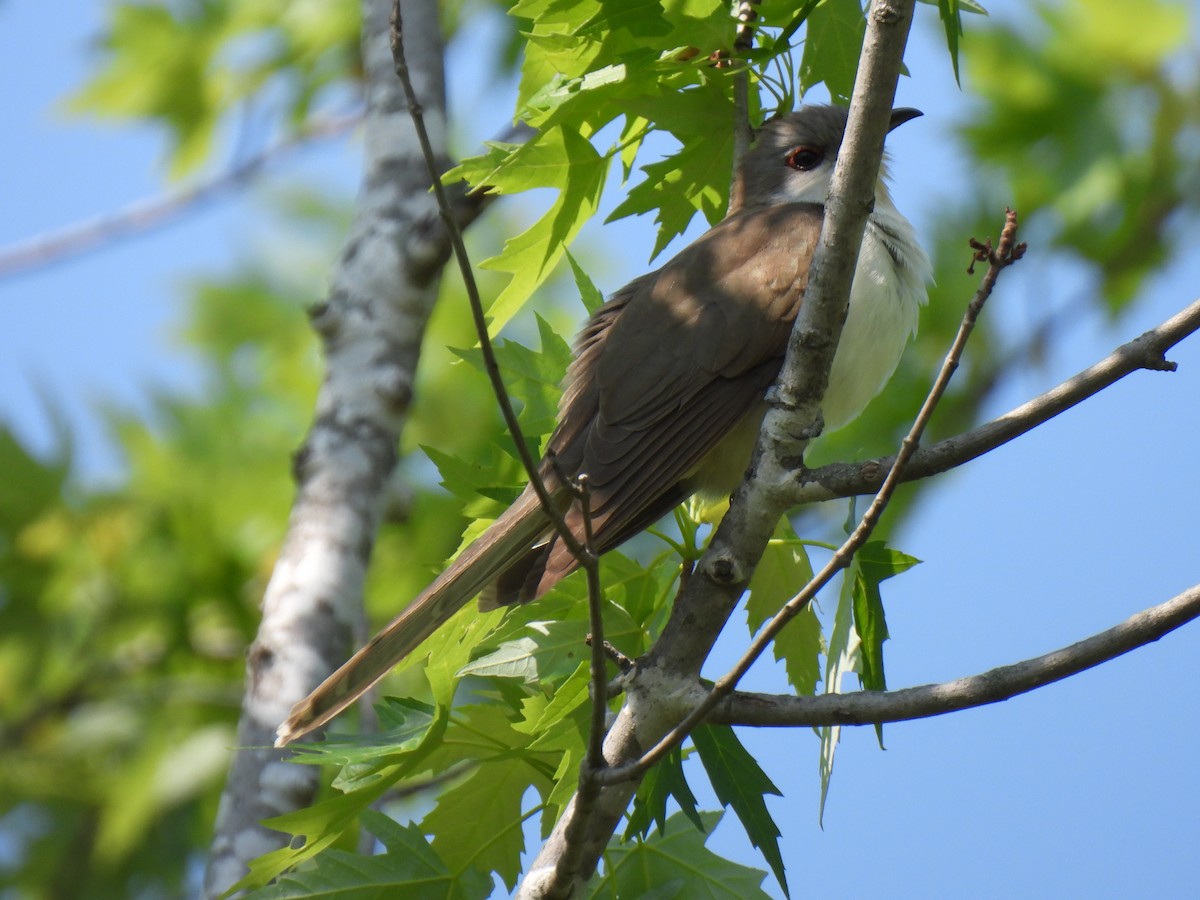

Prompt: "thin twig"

[590,639,633,673]
[388,3,586,560]
[711,582,1200,726]
[552,475,607,888]
[599,208,1023,785]
[731,0,761,175]
[575,476,608,773]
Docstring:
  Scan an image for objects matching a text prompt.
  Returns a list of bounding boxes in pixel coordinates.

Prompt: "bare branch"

[793,295,1200,504]
[575,475,608,775]
[551,480,609,888]
[731,0,761,172]
[0,113,360,281]
[711,583,1200,727]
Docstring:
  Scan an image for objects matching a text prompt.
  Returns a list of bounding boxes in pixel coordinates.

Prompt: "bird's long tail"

[276,487,553,746]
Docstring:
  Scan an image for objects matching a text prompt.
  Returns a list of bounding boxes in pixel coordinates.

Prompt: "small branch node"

[1145,353,1178,373]
[306,301,340,339]
[705,554,743,586]
[966,236,992,274]
[968,209,1026,274]
[374,366,414,411]
[585,636,634,673]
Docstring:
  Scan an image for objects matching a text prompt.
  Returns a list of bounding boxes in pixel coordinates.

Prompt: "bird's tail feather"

[276,488,553,746]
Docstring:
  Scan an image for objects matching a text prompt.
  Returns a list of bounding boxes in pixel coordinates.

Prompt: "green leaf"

[607,128,734,260]
[419,604,510,706]
[917,0,988,12]
[421,443,522,512]
[579,0,673,39]
[242,810,490,900]
[232,784,393,893]
[0,426,69,533]
[745,519,821,695]
[517,660,593,740]
[459,616,593,685]
[595,547,680,633]
[423,756,549,890]
[452,315,573,441]
[936,0,965,85]
[624,746,704,840]
[66,4,221,176]
[448,128,609,336]
[67,1,360,177]
[483,572,647,664]
[852,541,921,702]
[231,701,451,892]
[566,250,606,315]
[692,726,788,897]
[596,811,772,900]
[799,0,865,105]
[285,698,441,791]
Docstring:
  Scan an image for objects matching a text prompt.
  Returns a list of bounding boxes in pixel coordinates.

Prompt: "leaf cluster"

[447,0,907,337]
[0,267,319,896]
[960,0,1200,309]
[68,0,362,176]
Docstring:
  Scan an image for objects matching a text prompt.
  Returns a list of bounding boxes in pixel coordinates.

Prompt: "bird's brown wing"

[510,202,824,599]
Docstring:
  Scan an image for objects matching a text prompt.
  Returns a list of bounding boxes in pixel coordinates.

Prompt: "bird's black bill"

[888,107,923,132]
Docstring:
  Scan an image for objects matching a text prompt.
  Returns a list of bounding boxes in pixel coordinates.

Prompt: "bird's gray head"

[730,104,921,213]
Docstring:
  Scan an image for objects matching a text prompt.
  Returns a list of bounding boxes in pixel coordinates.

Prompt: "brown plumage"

[276,105,927,745]
[491,203,819,603]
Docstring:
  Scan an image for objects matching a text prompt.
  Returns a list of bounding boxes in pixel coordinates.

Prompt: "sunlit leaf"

[746,519,822,696]
[624,746,704,839]
[799,0,864,104]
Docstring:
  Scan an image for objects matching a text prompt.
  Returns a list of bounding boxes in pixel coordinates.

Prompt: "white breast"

[822,206,930,431]
[686,205,931,514]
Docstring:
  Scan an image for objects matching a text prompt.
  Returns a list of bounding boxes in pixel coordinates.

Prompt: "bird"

[276,103,932,746]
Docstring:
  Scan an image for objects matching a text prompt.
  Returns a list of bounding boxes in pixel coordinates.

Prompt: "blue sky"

[1,2,1198,898]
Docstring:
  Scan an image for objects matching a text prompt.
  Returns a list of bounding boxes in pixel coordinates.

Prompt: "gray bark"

[202,0,448,894]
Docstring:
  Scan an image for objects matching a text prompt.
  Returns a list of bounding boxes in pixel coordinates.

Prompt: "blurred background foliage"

[1,0,1197,896]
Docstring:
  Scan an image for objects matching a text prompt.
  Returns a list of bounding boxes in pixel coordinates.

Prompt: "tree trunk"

[203,0,448,894]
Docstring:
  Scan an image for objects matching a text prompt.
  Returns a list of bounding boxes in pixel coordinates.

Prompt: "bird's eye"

[785,146,823,171]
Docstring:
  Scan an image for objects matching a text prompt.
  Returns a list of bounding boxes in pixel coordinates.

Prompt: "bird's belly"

[685,402,769,516]
[687,236,920,515]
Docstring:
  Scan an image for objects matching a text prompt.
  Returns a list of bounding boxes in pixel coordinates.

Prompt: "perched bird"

[276,104,931,746]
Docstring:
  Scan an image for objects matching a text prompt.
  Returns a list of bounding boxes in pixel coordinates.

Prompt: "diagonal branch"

[0,114,526,284]
[711,582,1200,727]
[793,295,1200,504]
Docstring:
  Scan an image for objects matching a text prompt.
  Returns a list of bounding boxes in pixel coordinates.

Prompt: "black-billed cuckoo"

[276,104,931,746]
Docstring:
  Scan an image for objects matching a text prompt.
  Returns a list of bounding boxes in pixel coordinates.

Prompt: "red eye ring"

[785,146,823,171]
